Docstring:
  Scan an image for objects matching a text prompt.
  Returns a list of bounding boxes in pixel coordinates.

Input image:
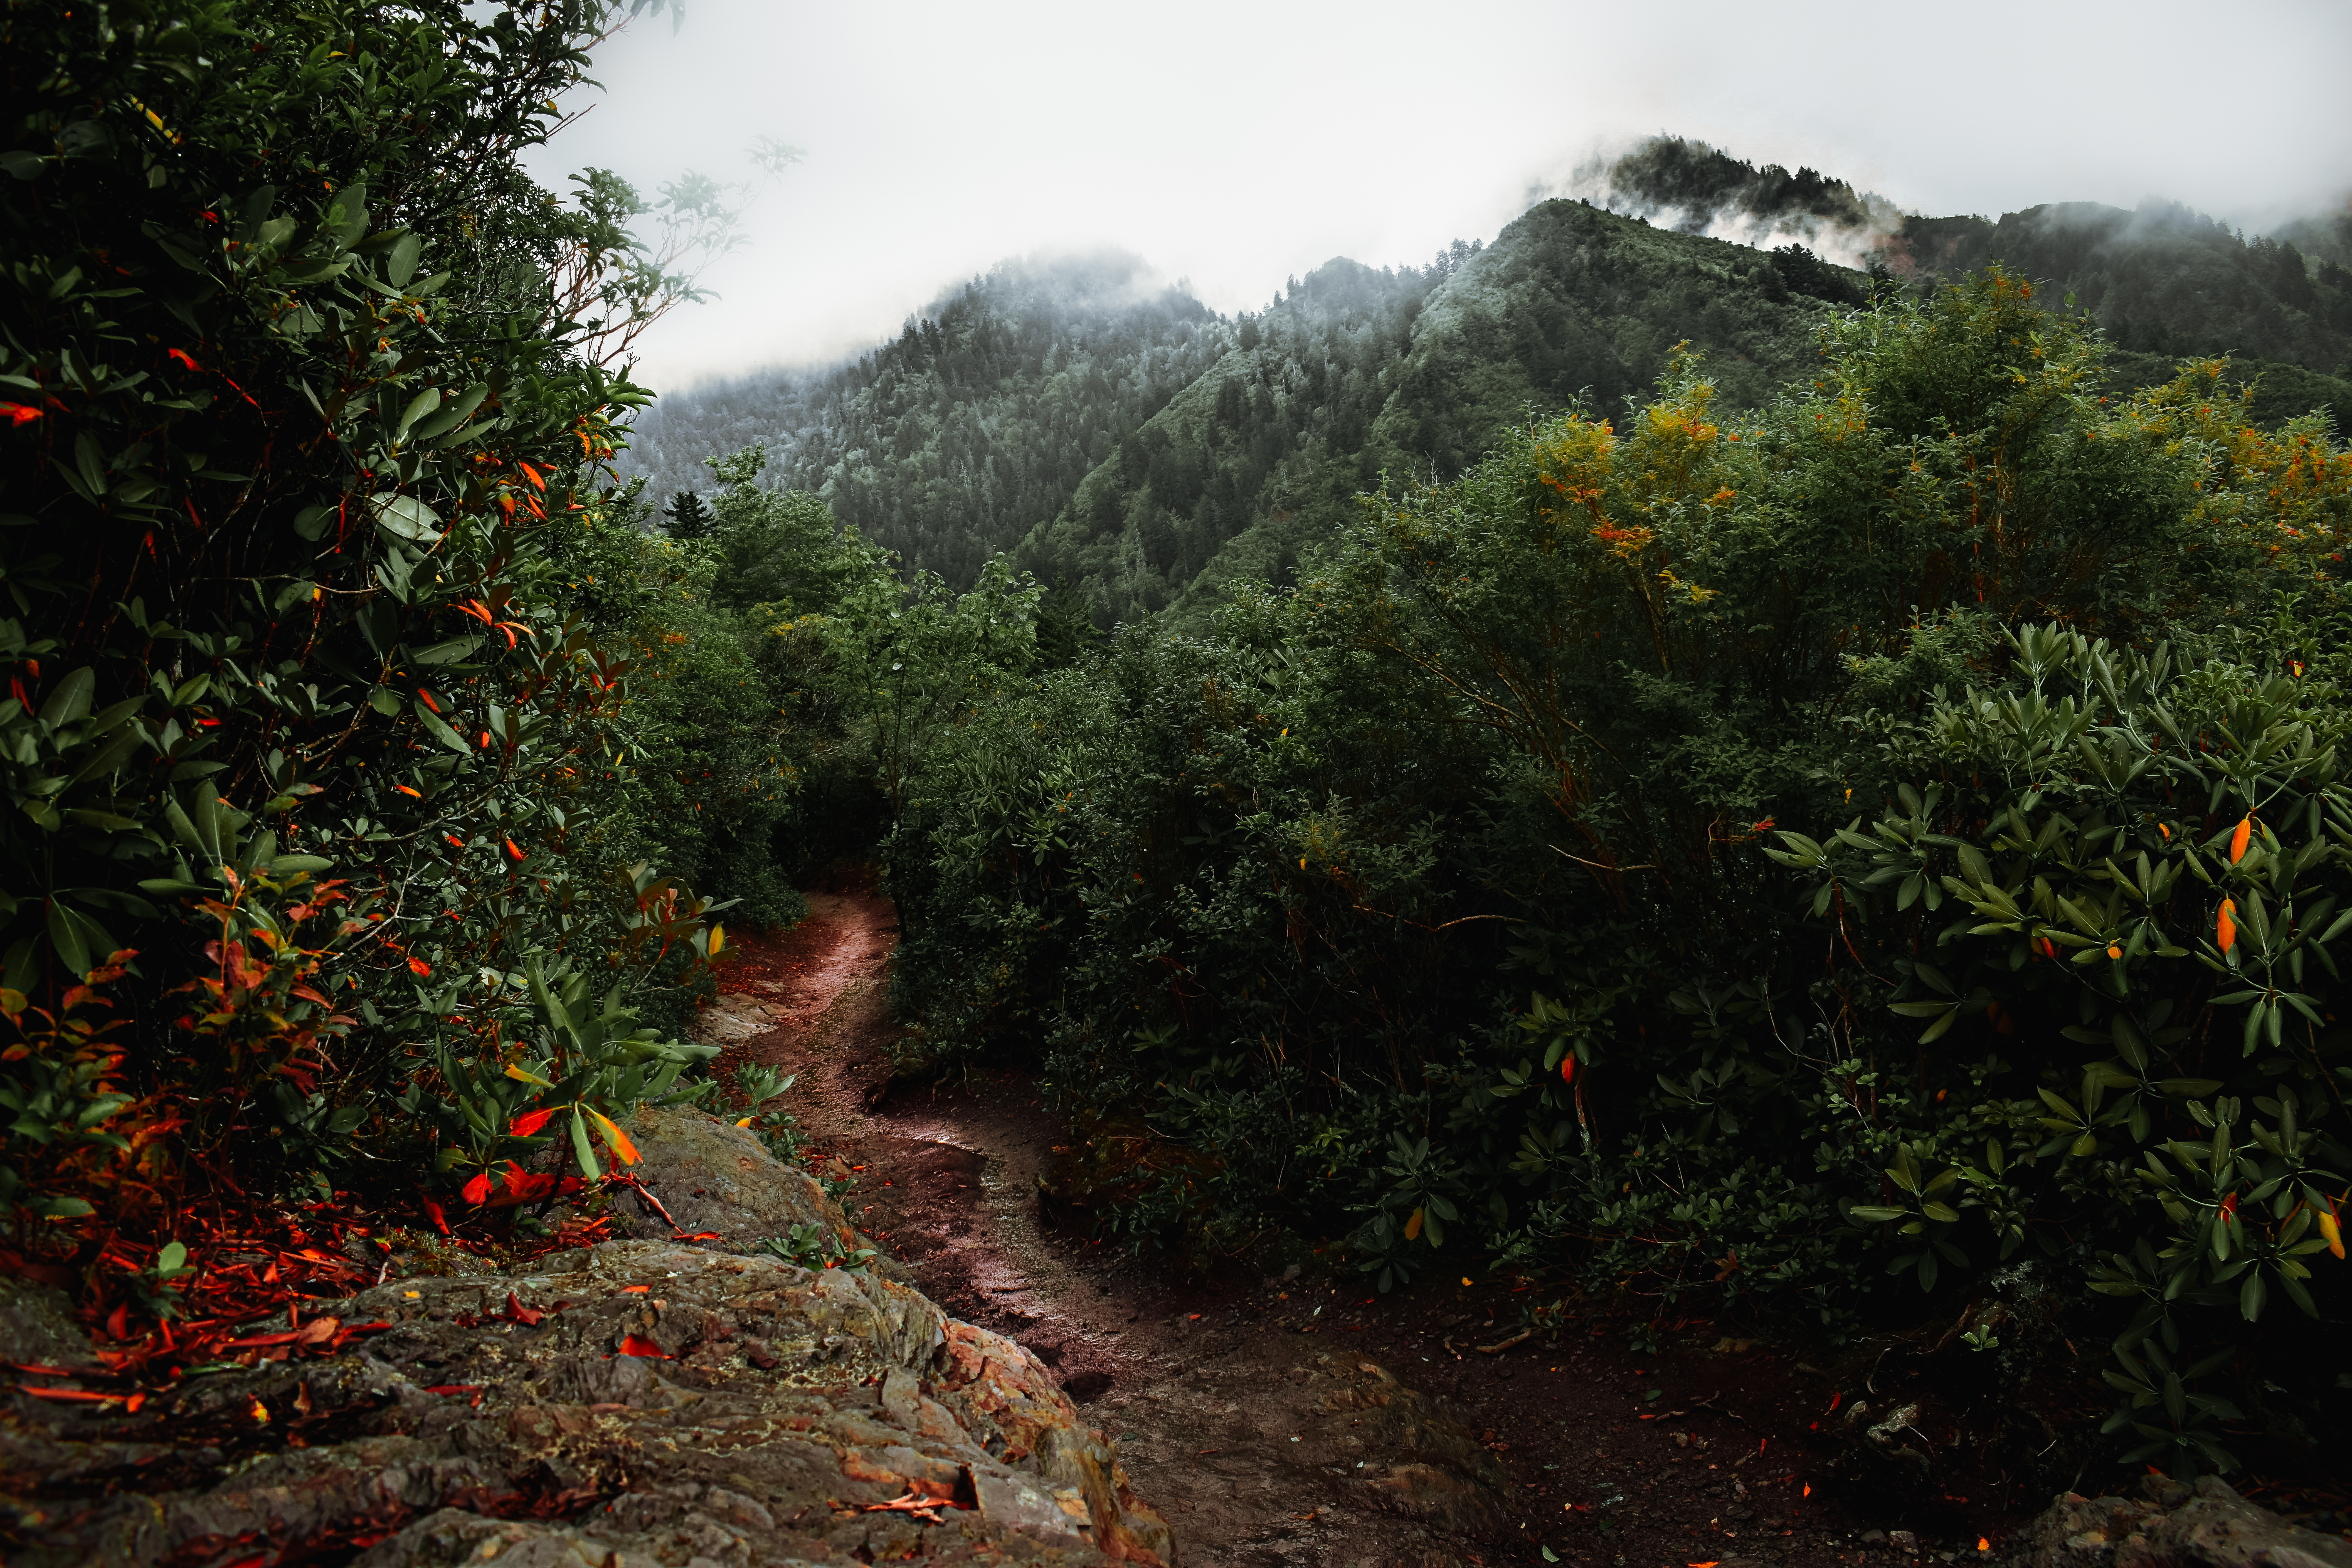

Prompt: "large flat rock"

[0,1240,1174,1566]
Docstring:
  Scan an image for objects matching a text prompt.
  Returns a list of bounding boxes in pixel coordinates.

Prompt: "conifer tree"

[666,489,715,539]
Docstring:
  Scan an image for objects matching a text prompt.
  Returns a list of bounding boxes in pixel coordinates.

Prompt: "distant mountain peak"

[1533,134,1907,270]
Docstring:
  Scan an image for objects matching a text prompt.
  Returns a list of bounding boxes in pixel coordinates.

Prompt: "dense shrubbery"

[0,0,708,1221]
[886,271,2352,1470]
[0,2,971,1298]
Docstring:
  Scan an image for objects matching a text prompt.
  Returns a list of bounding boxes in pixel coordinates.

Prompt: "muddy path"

[700,884,2040,1568]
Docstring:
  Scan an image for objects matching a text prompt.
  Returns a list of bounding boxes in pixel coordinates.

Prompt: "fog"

[523,0,2352,391]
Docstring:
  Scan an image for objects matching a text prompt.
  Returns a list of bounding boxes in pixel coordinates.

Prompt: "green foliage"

[402,955,719,1191]
[0,0,733,1223]
[1775,618,2352,1473]
[886,267,2352,1468]
[665,489,715,540]
[758,1221,876,1274]
[729,1064,808,1165]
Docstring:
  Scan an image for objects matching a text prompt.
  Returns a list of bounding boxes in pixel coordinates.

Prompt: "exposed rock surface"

[2010,1475,2352,1568]
[1090,1345,1511,1562]
[0,1277,97,1372]
[0,1240,1174,1566]
[613,1104,873,1258]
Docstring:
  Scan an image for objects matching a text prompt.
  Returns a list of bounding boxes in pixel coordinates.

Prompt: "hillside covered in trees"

[1022,201,1867,627]
[618,253,1231,586]
[632,140,2352,633]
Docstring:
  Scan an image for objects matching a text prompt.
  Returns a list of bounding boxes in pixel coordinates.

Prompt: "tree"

[667,488,716,539]
[1034,576,1102,668]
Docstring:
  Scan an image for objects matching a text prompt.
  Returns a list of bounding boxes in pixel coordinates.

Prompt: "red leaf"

[510,1107,557,1137]
[167,347,203,372]
[422,1196,451,1236]
[461,1171,492,1205]
[408,956,433,977]
[3,403,44,426]
[616,1334,668,1359]
[502,1291,545,1327]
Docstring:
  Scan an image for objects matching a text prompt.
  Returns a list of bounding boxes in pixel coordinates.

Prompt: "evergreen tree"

[1034,576,1101,668]
[666,488,715,539]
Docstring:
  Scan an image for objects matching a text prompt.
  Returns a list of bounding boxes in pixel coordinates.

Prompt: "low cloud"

[1532,135,1909,269]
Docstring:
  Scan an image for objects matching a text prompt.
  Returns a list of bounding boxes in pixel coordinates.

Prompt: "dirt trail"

[704,886,1518,1566]
[700,885,2037,1568]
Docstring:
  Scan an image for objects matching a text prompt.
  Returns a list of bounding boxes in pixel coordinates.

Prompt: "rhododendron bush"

[0,0,747,1347]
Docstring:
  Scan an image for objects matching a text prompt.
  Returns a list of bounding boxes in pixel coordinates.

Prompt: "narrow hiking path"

[696,880,2036,1568]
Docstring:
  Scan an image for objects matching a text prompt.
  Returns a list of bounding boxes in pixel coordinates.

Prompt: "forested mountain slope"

[1009,253,1457,625]
[627,145,2351,624]
[618,253,1231,584]
[1884,203,2352,386]
[1573,139,2352,398]
[1020,199,1857,627]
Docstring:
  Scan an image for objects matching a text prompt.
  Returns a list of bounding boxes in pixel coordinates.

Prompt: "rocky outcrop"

[614,1104,871,1258]
[0,1240,1174,1566]
[0,1277,96,1372]
[2010,1474,2352,1568]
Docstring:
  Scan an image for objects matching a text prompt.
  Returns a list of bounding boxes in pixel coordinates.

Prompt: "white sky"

[524,0,2352,392]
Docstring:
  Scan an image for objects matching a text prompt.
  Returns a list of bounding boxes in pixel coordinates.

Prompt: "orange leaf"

[586,1107,640,1165]
[408,955,433,977]
[616,1333,668,1358]
[2218,899,2237,955]
[462,1170,492,1204]
[2230,817,2252,863]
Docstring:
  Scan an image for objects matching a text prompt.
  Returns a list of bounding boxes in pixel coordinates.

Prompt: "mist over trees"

[1542,133,1904,262]
[628,154,2348,641]
[1885,201,2352,393]
[617,252,1229,585]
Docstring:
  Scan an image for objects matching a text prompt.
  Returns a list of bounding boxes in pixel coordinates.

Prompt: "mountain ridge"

[621,147,2352,626]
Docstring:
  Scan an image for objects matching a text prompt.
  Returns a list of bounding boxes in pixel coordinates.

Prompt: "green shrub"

[0,0,728,1229]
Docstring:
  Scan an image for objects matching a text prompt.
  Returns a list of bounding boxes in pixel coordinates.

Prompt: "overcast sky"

[524,0,2352,392]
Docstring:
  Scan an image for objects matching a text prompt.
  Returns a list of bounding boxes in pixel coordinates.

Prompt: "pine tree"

[1034,576,1100,669]
[666,489,715,540]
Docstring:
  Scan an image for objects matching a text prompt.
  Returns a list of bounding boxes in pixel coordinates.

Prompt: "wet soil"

[704,882,2047,1567]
